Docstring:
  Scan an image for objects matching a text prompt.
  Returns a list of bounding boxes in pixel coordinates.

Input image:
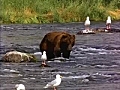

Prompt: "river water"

[0,21,120,90]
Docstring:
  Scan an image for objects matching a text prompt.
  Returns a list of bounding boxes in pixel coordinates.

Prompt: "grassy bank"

[0,0,120,24]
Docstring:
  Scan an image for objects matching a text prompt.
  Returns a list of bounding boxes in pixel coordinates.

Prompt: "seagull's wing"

[44,79,57,88]
[49,79,57,85]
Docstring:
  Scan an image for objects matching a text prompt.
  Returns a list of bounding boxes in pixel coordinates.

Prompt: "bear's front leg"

[62,50,71,59]
[46,51,55,60]
[54,50,61,57]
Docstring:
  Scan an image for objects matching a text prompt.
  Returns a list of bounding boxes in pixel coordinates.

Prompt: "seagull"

[43,74,62,90]
[15,84,25,90]
[83,16,91,33]
[106,16,111,30]
[41,51,47,65]
[85,16,90,26]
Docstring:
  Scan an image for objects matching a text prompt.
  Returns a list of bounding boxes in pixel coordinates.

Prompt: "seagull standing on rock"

[43,74,62,90]
[83,16,91,33]
[106,16,111,30]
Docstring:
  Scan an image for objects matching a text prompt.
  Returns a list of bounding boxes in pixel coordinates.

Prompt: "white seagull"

[41,51,47,65]
[83,16,91,33]
[43,74,62,90]
[15,84,25,90]
[85,16,90,26]
[106,16,111,30]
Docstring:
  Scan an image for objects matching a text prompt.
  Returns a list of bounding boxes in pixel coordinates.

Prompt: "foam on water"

[72,46,120,57]
[63,75,90,79]
[0,74,22,77]
[33,52,42,55]
[52,71,72,74]
[95,64,119,68]
[2,69,19,73]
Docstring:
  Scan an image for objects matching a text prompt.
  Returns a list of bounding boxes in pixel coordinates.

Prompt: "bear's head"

[60,34,75,51]
[54,33,75,52]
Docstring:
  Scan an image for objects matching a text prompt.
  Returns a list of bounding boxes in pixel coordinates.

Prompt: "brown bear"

[40,31,75,60]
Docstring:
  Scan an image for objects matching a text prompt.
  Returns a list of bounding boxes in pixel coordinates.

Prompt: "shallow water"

[0,21,120,90]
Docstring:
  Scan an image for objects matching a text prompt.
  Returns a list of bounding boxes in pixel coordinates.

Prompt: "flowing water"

[0,21,120,90]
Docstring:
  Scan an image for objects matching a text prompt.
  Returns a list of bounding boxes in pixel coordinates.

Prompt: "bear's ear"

[61,34,68,39]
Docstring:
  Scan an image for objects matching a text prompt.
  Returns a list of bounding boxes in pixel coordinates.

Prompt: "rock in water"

[1,51,37,62]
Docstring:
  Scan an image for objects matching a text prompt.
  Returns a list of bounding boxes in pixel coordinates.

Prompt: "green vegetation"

[0,0,120,24]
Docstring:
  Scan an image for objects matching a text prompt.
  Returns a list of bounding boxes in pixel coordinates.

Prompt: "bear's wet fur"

[40,31,75,60]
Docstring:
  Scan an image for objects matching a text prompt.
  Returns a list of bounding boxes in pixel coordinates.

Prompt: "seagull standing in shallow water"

[41,51,47,65]
[83,16,91,33]
[106,16,111,30]
[43,74,62,90]
[15,84,25,90]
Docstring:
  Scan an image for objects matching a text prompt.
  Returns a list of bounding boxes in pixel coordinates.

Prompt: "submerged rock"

[91,28,120,33]
[39,63,51,68]
[76,30,95,35]
[77,28,120,35]
[1,51,37,62]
